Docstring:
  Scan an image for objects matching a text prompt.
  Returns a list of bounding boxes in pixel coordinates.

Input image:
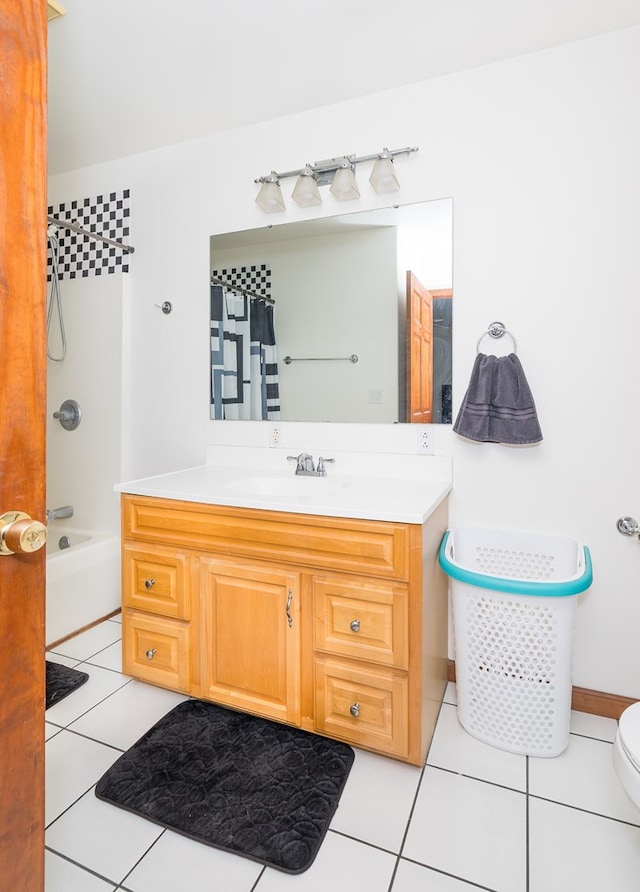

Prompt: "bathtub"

[46,527,121,646]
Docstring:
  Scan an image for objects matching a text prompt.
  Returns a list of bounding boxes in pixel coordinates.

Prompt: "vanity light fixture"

[255,174,286,214]
[291,166,322,208]
[369,149,401,194]
[254,145,418,213]
[330,158,360,201]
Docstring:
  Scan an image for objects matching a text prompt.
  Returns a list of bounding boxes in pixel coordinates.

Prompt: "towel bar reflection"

[282,354,358,365]
[476,321,518,354]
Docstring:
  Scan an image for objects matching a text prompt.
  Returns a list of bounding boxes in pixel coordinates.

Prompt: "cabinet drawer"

[123,543,189,619]
[315,658,408,758]
[313,576,408,669]
[123,495,409,579]
[123,611,191,692]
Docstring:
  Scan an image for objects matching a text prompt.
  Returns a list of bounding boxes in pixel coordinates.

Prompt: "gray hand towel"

[453,353,543,444]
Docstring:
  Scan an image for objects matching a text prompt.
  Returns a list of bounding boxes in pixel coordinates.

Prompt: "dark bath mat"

[95,699,355,874]
[45,660,89,709]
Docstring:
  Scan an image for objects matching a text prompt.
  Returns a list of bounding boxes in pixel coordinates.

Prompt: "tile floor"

[45,615,640,891]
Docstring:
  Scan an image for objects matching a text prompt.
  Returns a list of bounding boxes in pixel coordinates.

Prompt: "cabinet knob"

[350,702,360,718]
[350,619,361,633]
[144,578,156,589]
[145,648,157,660]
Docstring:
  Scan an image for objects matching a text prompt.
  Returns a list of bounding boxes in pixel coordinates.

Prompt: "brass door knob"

[0,511,48,555]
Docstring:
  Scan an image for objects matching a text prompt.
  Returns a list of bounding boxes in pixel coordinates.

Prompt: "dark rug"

[95,699,355,873]
[45,660,89,709]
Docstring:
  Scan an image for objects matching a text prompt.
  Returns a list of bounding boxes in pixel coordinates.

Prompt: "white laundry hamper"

[439,526,593,757]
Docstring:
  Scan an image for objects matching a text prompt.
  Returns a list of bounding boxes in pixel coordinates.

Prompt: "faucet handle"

[287,453,315,473]
[316,456,335,476]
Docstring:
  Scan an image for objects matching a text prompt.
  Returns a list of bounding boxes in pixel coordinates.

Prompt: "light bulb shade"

[291,171,322,207]
[369,156,400,194]
[255,177,286,213]
[330,164,360,201]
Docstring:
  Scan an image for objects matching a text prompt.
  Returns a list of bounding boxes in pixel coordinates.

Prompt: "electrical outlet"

[269,425,280,448]
[416,428,434,454]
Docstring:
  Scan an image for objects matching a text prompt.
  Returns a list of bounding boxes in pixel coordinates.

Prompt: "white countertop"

[115,447,452,524]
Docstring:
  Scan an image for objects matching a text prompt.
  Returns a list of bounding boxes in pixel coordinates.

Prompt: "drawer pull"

[350,702,360,718]
[145,648,157,660]
[350,619,361,633]
[144,578,156,589]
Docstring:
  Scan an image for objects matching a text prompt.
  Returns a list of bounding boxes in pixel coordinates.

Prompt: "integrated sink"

[225,474,344,500]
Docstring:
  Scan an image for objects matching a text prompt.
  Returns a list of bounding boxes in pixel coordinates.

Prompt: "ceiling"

[47,0,640,175]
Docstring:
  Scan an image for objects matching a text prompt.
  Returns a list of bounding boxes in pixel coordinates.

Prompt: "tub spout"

[46,505,74,522]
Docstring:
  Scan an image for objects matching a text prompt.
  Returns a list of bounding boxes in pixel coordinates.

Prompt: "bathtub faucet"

[46,505,74,522]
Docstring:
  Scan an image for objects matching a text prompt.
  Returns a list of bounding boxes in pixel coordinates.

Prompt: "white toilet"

[613,702,640,809]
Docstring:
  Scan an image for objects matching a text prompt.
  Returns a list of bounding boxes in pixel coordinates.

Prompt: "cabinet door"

[200,559,301,725]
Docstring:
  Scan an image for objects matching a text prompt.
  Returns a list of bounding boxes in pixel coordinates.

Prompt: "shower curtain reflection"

[210,283,280,420]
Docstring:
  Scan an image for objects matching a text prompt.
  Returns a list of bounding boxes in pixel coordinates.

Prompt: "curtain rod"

[210,274,275,305]
[47,215,135,255]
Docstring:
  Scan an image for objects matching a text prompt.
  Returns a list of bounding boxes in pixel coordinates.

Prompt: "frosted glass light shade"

[330,163,360,201]
[255,177,285,213]
[369,156,400,194]
[292,170,322,207]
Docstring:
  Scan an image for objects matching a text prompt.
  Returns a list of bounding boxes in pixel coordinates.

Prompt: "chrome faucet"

[46,505,74,522]
[287,454,335,477]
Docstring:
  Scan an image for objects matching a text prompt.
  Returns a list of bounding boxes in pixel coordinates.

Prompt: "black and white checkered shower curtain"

[210,282,280,420]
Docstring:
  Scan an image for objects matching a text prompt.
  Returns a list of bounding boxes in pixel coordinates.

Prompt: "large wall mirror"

[210,197,452,423]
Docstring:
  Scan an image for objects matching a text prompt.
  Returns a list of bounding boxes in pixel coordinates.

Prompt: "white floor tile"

[569,709,618,742]
[529,733,640,825]
[86,639,123,672]
[256,831,396,892]
[46,653,80,669]
[442,681,457,706]
[393,859,481,890]
[529,797,640,892]
[67,680,187,751]
[46,722,62,741]
[427,702,527,791]
[45,664,130,727]
[45,730,120,826]
[403,767,527,892]
[49,623,122,661]
[123,829,263,892]
[45,850,116,891]
[329,748,422,852]
[46,787,163,885]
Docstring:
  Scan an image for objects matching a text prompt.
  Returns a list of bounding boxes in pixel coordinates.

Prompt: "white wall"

[48,26,640,698]
[46,272,123,533]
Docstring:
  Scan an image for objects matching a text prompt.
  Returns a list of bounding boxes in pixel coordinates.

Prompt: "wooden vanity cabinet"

[120,494,448,766]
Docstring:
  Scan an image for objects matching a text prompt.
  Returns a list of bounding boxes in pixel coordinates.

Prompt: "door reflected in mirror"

[210,198,452,423]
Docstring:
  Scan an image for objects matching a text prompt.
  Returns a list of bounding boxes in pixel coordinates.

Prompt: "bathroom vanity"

[116,448,451,766]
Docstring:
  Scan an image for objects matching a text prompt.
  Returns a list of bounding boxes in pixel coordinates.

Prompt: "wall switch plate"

[269,425,280,448]
[416,428,434,454]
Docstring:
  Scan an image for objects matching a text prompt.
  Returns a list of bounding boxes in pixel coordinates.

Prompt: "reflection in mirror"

[210,198,452,423]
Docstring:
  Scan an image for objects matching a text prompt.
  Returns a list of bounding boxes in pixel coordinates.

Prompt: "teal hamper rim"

[438,530,593,597]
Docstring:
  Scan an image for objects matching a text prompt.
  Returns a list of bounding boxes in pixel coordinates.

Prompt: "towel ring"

[476,321,518,354]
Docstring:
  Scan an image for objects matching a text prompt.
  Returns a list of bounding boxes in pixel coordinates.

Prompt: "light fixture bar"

[254,146,418,184]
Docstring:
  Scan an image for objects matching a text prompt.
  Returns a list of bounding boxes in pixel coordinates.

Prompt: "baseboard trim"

[46,608,121,652]
[446,660,636,721]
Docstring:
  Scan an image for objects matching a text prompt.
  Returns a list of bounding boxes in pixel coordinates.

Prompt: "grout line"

[45,845,120,888]
[527,793,640,829]
[117,830,166,890]
[525,756,530,892]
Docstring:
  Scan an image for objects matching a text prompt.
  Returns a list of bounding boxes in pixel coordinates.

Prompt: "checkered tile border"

[47,189,131,280]
[211,264,271,300]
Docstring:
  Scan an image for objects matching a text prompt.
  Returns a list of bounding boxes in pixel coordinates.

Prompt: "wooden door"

[200,559,301,725]
[406,271,433,423]
[0,1,48,889]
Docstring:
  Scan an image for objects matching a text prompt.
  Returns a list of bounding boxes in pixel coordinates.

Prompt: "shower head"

[47,224,59,238]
